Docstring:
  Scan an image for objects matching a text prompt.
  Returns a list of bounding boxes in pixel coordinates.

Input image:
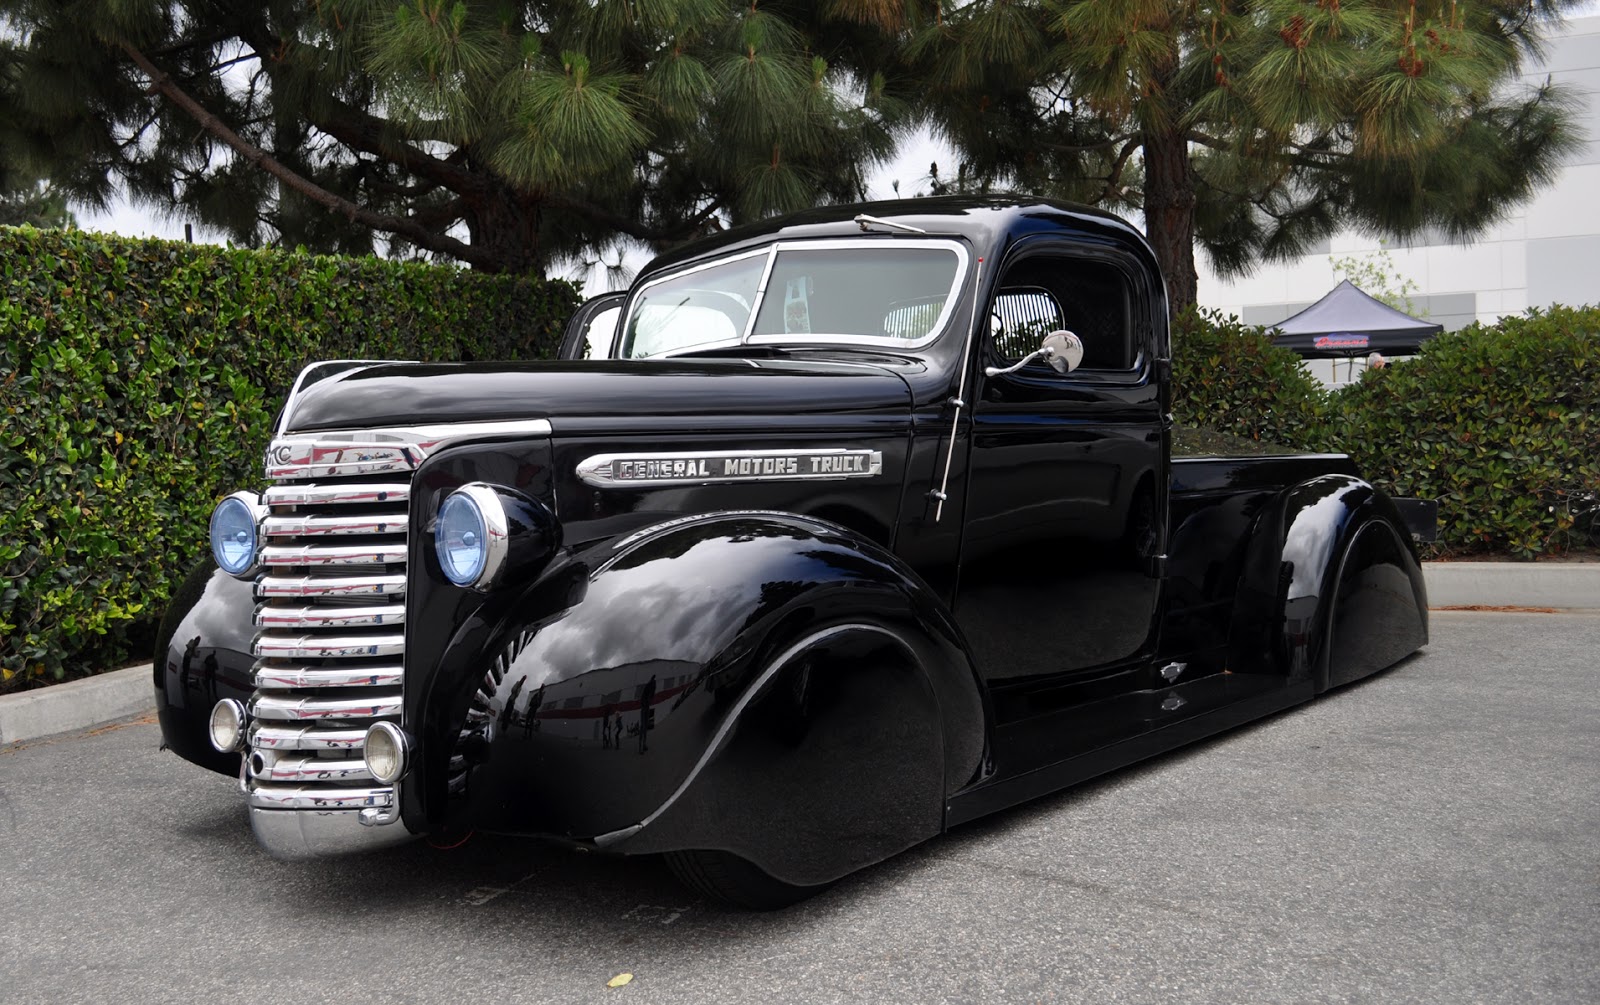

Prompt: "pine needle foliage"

[913,0,1584,315]
[0,1,926,273]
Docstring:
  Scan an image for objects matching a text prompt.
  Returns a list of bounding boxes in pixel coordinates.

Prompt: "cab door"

[952,242,1168,769]
[559,291,626,360]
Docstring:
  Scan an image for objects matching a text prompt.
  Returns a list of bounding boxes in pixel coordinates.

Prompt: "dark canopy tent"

[1270,280,1443,359]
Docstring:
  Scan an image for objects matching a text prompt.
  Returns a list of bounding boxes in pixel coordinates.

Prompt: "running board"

[944,680,1315,828]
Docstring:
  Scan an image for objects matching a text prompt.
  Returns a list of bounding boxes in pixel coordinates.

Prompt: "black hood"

[284,359,911,432]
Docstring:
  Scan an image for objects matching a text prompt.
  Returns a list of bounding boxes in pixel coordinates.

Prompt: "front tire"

[664,850,831,910]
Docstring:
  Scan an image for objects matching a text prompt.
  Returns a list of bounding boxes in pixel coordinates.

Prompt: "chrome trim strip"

[261,543,409,566]
[740,244,781,341]
[267,419,553,474]
[264,483,411,507]
[623,238,972,359]
[932,253,986,522]
[266,445,413,480]
[262,514,409,538]
[576,448,884,489]
[247,784,394,811]
[254,663,405,689]
[250,724,369,751]
[253,633,406,660]
[254,604,406,629]
[256,574,407,598]
[255,754,374,784]
[249,692,404,721]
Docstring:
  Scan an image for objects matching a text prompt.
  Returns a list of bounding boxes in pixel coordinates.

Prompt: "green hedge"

[1171,308,1332,453]
[0,226,579,691]
[1336,306,1599,558]
[1172,305,1600,560]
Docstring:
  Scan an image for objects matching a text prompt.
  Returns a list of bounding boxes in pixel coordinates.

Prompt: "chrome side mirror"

[984,330,1084,377]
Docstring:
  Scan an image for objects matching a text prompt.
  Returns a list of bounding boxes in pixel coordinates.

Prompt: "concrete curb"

[1422,562,1600,609]
[0,663,154,747]
[3,562,1596,748]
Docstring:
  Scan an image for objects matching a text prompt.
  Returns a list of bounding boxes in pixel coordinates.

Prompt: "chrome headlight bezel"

[210,491,267,578]
[434,484,510,590]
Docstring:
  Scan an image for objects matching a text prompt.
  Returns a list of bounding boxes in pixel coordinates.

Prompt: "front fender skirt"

[407,511,987,884]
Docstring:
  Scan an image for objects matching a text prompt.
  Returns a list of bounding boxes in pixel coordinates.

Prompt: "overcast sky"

[76,4,1599,266]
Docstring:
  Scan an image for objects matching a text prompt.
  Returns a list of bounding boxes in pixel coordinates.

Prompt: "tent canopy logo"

[1313,333,1370,349]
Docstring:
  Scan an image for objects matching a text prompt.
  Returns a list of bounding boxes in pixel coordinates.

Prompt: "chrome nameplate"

[576,448,883,488]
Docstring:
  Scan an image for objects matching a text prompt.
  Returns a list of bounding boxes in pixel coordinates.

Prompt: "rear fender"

[1229,474,1428,688]
[408,511,987,882]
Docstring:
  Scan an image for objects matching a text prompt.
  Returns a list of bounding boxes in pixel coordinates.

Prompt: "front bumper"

[247,792,411,859]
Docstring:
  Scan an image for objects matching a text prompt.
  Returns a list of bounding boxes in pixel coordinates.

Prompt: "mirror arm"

[984,347,1056,378]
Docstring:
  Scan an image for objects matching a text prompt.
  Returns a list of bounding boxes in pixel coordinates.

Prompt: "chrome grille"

[246,439,414,810]
[236,418,552,851]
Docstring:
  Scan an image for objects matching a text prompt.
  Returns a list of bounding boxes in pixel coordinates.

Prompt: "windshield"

[618,240,968,358]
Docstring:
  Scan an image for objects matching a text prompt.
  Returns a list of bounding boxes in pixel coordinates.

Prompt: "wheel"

[664,849,832,910]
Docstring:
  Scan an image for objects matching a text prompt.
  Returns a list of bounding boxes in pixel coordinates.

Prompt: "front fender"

[1229,474,1428,688]
[405,511,987,882]
[153,560,257,776]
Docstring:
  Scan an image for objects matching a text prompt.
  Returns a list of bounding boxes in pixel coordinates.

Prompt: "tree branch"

[1096,137,1141,203]
[225,18,483,196]
[307,100,483,195]
[1039,132,1134,155]
[187,51,260,81]
[118,41,496,268]
[1188,129,1351,174]
[542,192,725,244]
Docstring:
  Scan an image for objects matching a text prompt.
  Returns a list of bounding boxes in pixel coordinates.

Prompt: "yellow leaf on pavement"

[606,973,634,988]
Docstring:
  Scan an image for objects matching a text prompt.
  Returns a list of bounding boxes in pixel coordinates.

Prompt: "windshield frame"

[616,237,972,359]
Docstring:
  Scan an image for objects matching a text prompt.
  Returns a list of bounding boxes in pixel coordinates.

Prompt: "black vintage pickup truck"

[158,197,1430,908]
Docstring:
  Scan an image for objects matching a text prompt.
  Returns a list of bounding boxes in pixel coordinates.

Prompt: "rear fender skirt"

[1323,517,1429,690]
[1228,474,1428,687]
[153,561,258,776]
[404,511,988,872]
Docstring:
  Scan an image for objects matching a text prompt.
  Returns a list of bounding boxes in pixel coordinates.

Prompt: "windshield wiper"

[663,344,793,360]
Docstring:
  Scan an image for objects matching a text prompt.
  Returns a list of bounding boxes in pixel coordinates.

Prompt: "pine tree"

[0,1,920,273]
[911,0,1581,316]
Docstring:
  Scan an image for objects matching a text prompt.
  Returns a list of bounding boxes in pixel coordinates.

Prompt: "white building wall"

[1198,15,1600,384]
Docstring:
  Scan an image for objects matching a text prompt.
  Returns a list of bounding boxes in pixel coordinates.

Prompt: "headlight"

[364,722,409,784]
[435,487,501,587]
[210,491,266,577]
[433,482,559,590]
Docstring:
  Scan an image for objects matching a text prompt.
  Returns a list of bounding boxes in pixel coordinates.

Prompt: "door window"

[988,258,1136,373]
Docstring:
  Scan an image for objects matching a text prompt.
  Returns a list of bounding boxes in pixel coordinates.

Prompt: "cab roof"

[637,195,1160,285]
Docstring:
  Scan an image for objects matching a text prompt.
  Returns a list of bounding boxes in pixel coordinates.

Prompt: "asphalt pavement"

[2,610,1596,1005]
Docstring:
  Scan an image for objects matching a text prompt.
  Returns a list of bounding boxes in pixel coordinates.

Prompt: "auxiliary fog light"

[364,722,410,785]
[208,699,247,753]
[210,491,266,578]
